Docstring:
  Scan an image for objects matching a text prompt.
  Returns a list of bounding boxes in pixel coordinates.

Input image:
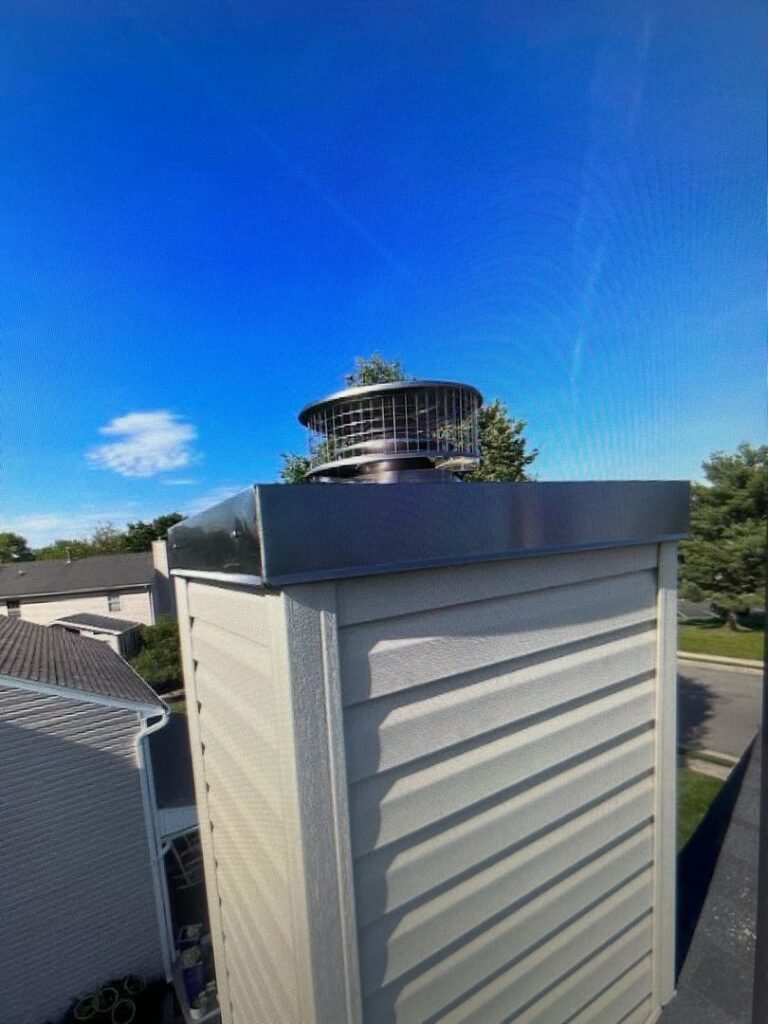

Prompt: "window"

[6,600,20,619]
[107,594,121,612]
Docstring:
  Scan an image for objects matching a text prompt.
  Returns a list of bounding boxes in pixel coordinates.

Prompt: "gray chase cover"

[169,480,689,586]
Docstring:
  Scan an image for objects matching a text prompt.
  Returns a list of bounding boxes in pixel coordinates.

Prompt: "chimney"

[167,384,689,1024]
[151,539,174,618]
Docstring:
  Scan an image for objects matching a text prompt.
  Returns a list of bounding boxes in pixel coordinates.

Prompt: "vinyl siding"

[0,588,154,626]
[0,685,164,1024]
[335,545,661,1024]
[177,541,674,1024]
[177,579,313,1024]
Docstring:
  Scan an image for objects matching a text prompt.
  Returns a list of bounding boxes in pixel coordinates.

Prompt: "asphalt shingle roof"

[0,616,164,710]
[51,612,142,633]
[0,551,154,599]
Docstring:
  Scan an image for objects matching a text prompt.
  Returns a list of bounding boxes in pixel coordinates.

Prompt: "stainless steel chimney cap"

[298,379,484,481]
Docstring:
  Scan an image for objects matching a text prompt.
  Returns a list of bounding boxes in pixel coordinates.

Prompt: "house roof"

[0,551,154,600]
[51,612,142,634]
[0,616,164,710]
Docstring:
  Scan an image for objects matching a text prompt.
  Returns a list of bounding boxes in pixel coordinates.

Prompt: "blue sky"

[2,1,764,546]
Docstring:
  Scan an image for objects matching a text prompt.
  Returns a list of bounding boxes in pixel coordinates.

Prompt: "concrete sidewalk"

[678,650,763,672]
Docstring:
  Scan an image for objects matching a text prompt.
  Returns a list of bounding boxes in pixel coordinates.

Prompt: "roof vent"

[298,379,482,482]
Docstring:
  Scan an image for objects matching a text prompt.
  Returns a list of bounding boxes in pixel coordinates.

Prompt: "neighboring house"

[0,539,174,626]
[0,616,171,1024]
[50,611,143,658]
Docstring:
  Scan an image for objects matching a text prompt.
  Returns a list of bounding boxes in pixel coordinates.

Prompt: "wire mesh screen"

[302,382,481,476]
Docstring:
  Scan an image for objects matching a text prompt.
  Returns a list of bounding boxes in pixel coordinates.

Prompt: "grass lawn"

[678,767,725,850]
[678,619,764,661]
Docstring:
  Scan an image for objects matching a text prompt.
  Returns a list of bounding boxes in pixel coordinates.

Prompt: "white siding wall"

[335,545,663,1024]
[176,541,677,1024]
[0,588,153,625]
[0,686,165,1024]
[176,579,319,1024]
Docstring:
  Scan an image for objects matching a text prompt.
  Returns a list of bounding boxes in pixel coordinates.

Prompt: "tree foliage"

[0,532,34,562]
[680,443,767,625]
[279,453,313,484]
[466,400,538,482]
[121,513,186,552]
[130,616,182,694]
[281,355,538,483]
[344,353,408,387]
[33,513,186,560]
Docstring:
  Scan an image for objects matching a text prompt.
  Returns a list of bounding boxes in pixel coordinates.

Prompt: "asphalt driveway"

[678,659,762,758]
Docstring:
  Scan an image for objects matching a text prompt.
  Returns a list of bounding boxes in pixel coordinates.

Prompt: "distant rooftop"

[0,551,154,600]
[51,612,142,634]
[0,616,164,710]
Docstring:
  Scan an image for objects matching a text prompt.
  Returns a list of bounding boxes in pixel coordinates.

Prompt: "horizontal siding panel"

[190,618,272,680]
[562,957,652,1024]
[345,630,656,782]
[350,679,655,856]
[336,544,658,626]
[616,999,654,1024]
[14,589,153,626]
[340,569,656,705]
[363,847,653,1024]
[358,778,654,994]
[434,882,652,1024]
[0,686,163,1024]
[187,580,274,646]
[186,585,307,1024]
[354,730,655,926]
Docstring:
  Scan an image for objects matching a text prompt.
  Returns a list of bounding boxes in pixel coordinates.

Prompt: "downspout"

[135,707,174,981]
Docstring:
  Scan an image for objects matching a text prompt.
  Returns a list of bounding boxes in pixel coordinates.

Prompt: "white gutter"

[135,707,175,981]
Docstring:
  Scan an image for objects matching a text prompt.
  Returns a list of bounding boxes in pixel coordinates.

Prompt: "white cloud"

[161,478,198,486]
[87,411,198,478]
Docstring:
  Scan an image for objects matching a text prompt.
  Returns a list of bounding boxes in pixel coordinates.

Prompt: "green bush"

[131,616,182,694]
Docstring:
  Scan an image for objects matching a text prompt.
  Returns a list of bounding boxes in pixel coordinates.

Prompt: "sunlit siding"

[0,588,154,625]
[0,686,164,1024]
[178,580,310,1024]
[335,545,659,1024]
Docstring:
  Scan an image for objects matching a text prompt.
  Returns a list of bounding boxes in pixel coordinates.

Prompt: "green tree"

[35,538,99,561]
[279,453,313,484]
[680,443,767,628]
[466,400,538,482]
[122,513,186,552]
[344,352,408,386]
[281,355,538,482]
[34,513,186,559]
[130,616,182,694]
[0,532,33,562]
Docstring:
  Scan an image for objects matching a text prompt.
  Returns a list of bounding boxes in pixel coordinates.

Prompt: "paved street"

[678,659,763,758]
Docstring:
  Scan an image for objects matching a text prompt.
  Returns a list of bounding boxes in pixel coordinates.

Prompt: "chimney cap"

[299,379,484,481]
[298,378,483,424]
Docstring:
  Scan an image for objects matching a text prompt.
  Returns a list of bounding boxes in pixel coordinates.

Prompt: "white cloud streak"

[87,411,198,478]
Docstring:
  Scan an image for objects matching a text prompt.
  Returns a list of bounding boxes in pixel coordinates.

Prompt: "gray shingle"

[51,612,142,633]
[0,552,154,599]
[0,616,164,710]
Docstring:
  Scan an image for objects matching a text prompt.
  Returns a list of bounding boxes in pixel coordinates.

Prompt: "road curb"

[677,651,763,672]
